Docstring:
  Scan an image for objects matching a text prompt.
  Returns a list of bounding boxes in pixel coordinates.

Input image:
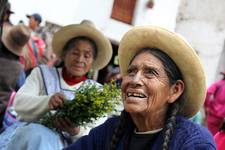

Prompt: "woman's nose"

[133,71,143,81]
[76,54,85,62]
[131,72,143,87]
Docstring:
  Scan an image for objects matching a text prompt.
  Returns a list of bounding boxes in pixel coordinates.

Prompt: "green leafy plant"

[40,81,121,128]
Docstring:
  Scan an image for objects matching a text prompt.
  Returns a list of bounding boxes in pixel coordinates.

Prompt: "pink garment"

[20,35,46,71]
[214,131,225,150]
[204,79,225,135]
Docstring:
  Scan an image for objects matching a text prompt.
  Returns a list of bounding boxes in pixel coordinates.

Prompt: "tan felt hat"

[118,25,206,118]
[2,24,31,56]
[52,20,112,70]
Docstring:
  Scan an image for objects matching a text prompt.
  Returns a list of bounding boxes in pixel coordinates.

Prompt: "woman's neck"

[62,67,87,85]
[130,111,166,132]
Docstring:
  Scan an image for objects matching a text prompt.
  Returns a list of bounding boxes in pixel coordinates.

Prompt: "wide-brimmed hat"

[2,24,31,56]
[5,2,14,14]
[52,20,112,70]
[118,26,206,118]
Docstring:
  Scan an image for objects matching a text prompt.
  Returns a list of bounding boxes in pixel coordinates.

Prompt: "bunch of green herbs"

[40,81,121,128]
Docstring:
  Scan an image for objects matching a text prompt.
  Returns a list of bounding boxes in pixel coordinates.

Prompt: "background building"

[9,0,224,85]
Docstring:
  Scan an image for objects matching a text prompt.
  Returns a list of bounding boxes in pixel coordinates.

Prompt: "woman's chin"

[124,105,144,114]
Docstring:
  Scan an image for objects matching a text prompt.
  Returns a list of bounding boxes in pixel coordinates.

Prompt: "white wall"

[9,0,181,43]
[176,0,225,86]
[9,0,80,26]
[133,0,180,30]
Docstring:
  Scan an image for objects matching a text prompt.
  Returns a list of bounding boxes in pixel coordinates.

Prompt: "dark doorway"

[97,42,119,84]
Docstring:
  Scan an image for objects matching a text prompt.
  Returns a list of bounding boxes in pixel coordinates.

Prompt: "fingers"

[48,93,65,110]
[53,118,80,136]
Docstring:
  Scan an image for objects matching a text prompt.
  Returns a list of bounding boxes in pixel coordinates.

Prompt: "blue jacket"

[65,116,216,150]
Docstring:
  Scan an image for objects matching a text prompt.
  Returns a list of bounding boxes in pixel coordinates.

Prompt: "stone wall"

[176,0,225,86]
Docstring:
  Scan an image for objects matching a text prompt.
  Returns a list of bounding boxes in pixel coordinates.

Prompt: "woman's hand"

[53,117,80,136]
[48,92,65,110]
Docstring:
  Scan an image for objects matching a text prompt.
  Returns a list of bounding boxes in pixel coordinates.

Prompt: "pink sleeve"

[204,82,219,108]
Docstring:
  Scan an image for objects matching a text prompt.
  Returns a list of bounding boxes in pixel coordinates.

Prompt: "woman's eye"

[146,69,158,76]
[71,51,79,55]
[84,54,91,58]
[127,68,136,75]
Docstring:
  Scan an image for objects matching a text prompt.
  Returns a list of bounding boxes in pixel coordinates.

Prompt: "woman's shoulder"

[91,116,120,133]
[173,116,216,149]
[175,116,212,138]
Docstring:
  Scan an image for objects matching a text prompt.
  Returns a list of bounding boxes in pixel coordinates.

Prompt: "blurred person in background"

[26,13,42,34]
[0,0,8,130]
[204,71,225,135]
[20,13,46,76]
[2,1,14,27]
[0,0,9,39]
[0,24,31,130]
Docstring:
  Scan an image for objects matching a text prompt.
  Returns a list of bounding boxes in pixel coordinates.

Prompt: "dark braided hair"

[162,97,184,150]
[108,110,134,150]
[109,48,184,150]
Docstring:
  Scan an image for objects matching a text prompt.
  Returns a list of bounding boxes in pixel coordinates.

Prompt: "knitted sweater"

[65,116,216,150]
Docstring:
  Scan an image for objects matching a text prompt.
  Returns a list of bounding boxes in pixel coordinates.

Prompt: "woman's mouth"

[127,92,146,98]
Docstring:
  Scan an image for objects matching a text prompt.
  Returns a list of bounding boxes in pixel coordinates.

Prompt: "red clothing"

[204,79,225,135]
[62,67,87,86]
[214,131,225,150]
[20,35,45,71]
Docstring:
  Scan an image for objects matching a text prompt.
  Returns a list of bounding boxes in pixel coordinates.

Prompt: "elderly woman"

[0,20,112,150]
[65,26,216,150]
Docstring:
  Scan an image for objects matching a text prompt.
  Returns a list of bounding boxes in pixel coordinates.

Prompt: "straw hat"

[118,26,206,118]
[52,20,112,70]
[2,24,31,56]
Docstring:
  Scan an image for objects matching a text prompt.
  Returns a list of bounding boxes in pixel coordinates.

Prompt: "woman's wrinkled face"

[62,40,94,78]
[121,52,173,115]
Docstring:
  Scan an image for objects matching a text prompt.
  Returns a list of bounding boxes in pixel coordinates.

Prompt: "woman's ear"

[168,80,184,103]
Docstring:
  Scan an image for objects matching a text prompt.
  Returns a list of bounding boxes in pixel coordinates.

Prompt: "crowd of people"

[0,0,225,150]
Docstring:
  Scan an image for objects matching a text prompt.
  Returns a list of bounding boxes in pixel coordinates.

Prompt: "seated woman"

[0,20,112,150]
[65,26,216,150]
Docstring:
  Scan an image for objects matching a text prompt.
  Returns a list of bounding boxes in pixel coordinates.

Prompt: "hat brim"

[118,26,206,118]
[52,24,112,70]
[7,10,14,14]
[1,26,24,56]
